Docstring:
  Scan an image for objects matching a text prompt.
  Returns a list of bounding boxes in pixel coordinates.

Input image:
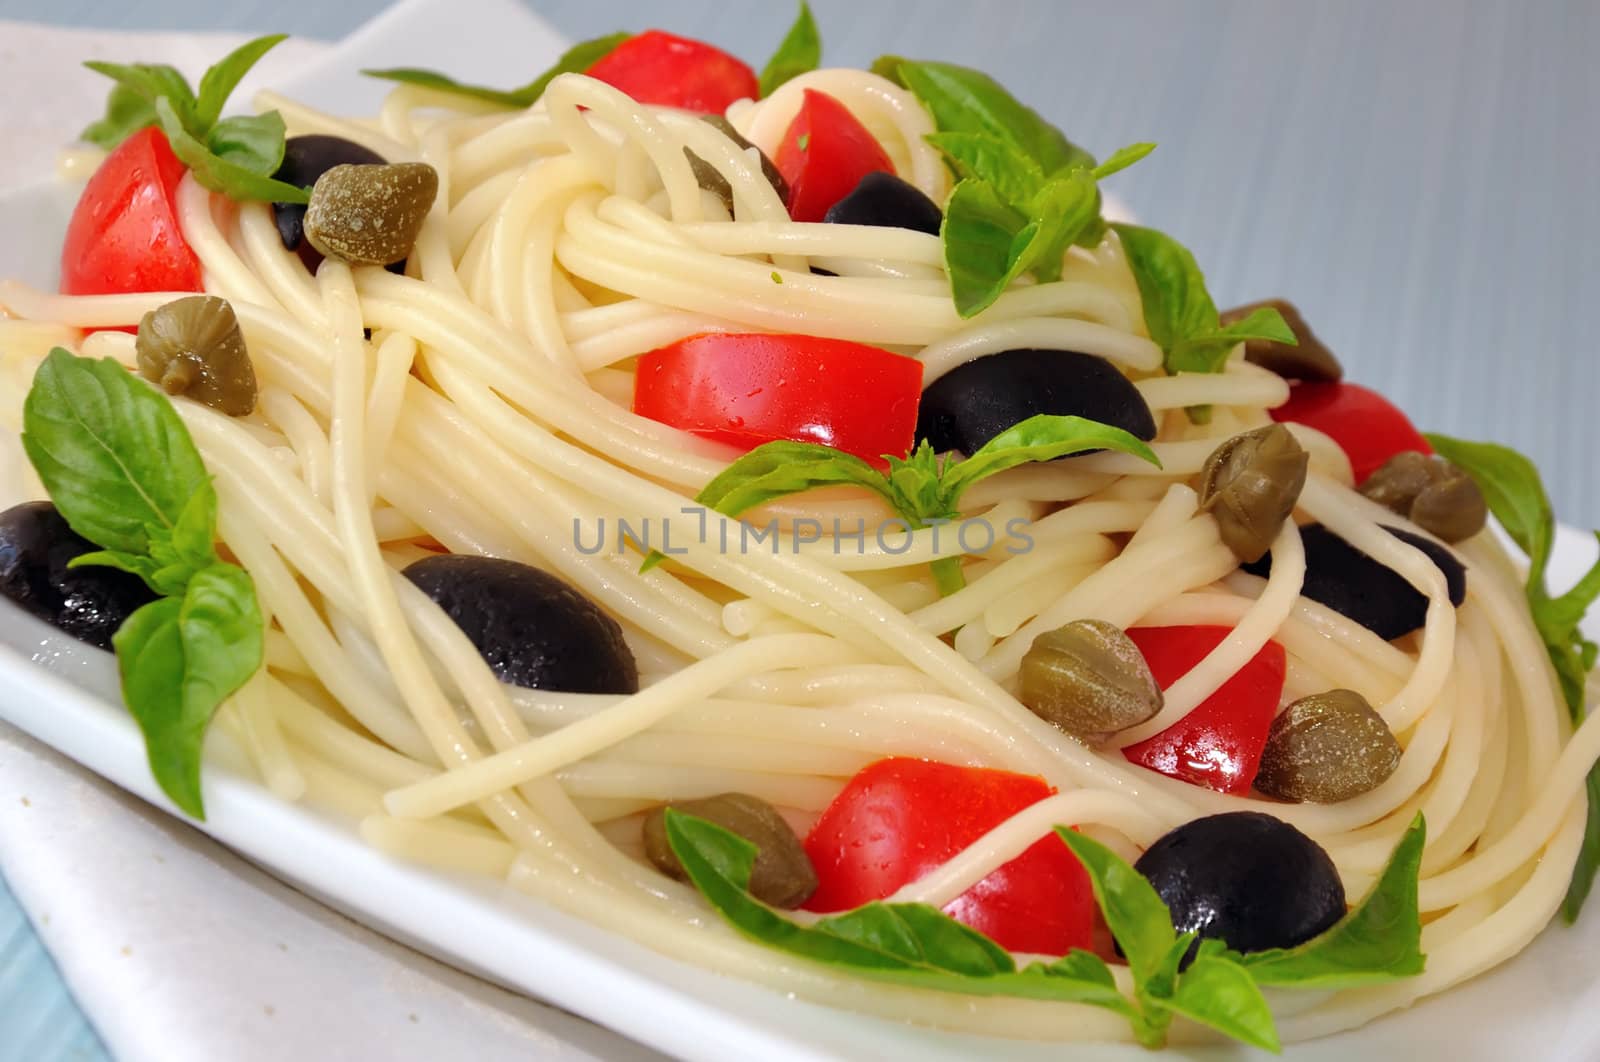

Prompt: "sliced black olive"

[403,555,638,693]
[915,348,1157,456]
[0,501,157,650]
[822,171,942,236]
[1134,811,1345,960]
[684,115,788,216]
[1242,523,1467,640]
[272,135,387,252]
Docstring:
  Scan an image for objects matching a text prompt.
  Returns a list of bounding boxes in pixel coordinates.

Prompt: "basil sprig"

[666,810,1427,1052]
[758,2,823,97]
[81,34,307,204]
[1425,433,1600,919]
[363,32,630,109]
[872,57,1151,318]
[21,349,263,818]
[644,414,1159,595]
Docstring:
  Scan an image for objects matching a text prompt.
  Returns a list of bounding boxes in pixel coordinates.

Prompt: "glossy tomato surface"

[60,126,201,305]
[775,89,896,223]
[1270,380,1432,484]
[632,332,922,463]
[585,30,758,114]
[1122,626,1287,795]
[802,758,1095,956]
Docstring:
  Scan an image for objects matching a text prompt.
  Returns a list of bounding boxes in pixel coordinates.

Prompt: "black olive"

[1242,523,1466,641]
[1134,811,1345,961]
[915,348,1157,456]
[402,555,638,694]
[822,171,943,236]
[0,501,157,650]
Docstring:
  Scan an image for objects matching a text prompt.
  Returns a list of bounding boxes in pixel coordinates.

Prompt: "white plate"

[1,2,1597,1058]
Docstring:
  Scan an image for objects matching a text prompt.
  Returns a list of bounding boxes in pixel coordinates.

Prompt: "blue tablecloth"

[2,1,1596,1056]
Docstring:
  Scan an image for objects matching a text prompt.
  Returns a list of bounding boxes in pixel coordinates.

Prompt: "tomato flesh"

[1270,380,1432,484]
[60,126,201,311]
[1121,626,1287,795]
[585,30,758,114]
[775,90,896,223]
[803,758,1095,956]
[632,332,922,462]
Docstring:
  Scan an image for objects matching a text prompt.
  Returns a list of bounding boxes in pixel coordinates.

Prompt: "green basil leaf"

[1242,813,1426,988]
[363,31,631,109]
[80,82,163,151]
[816,902,1015,976]
[1158,949,1280,1052]
[758,1,822,97]
[155,97,309,204]
[1053,827,1176,986]
[923,131,1045,203]
[882,442,947,522]
[113,563,263,818]
[940,414,1160,506]
[1111,222,1219,363]
[206,111,289,176]
[21,349,212,557]
[1566,766,1600,923]
[1019,171,1101,284]
[82,61,197,138]
[894,60,1094,176]
[1091,141,1156,180]
[69,549,174,594]
[942,177,1036,317]
[192,33,286,131]
[694,440,894,518]
[869,54,908,84]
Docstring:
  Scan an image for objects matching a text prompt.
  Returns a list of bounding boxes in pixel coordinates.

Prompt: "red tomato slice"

[775,90,896,223]
[632,332,922,463]
[60,126,201,312]
[1122,626,1287,795]
[803,758,1095,956]
[585,30,758,114]
[1270,380,1432,484]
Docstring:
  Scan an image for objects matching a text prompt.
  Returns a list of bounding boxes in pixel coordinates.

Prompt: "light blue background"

[1,1,1595,1056]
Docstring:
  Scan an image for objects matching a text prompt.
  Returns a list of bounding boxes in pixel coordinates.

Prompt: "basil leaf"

[206,111,289,176]
[21,349,211,557]
[364,32,631,109]
[1092,142,1156,180]
[894,60,1094,175]
[114,563,263,818]
[156,97,310,204]
[1053,828,1176,986]
[80,81,164,150]
[882,442,947,521]
[193,34,286,131]
[1171,305,1299,376]
[1018,171,1101,284]
[1157,947,1280,1052]
[1242,813,1426,987]
[694,440,894,518]
[759,1,822,97]
[82,61,197,137]
[940,414,1160,506]
[870,54,908,84]
[923,131,1045,203]
[941,178,1036,317]
[1567,769,1600,923]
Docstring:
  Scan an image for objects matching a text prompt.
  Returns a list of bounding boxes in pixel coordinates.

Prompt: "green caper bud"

[1359,451,1487,543]
[1198,424,1309,563]
[1019,619,1162,740]
[303,162,438,266]
[684,115,789,217]
[135,295,256,416]
[641,792,816,908]
[1219,299,1343,382]
[1254,689,1400,803]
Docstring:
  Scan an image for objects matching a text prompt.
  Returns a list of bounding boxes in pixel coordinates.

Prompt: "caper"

[641,792,816,908]
[1254,689,1400,803]
[1219,299,1343,382]
[684,115,789,217]
[1197,424,1309,563]
[135,295,257,416]
[1019,619,1162,740]
[1358,451,1487,543]
[303,162,438,266]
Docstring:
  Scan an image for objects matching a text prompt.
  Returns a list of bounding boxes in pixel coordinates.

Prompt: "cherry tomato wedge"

[802,758,1095,956]
[60,126,201,310]
[1270,381,1432,485]
[775,89,897,223]
[1121,626,1287,795]
[585,30,758,114]
[632,332,922,462]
